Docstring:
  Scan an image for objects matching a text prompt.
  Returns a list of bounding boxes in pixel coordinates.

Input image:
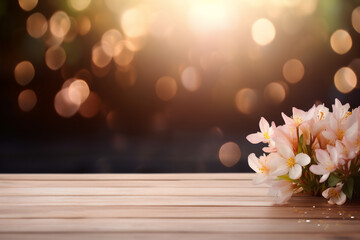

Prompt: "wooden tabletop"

[0,173,359,239]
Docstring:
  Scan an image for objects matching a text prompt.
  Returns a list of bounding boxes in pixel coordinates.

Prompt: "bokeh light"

[106,110,122,130]
[26,12,48,39]
[54,88,81,118]
[330,29,352,55]
[121,7,148,38]
[79,91,101,118]
[49,11,71,38]
[74,68,93,85]
[181,66,201,92]
[334,67,357,94]
[352,6,360,34]
[235,88,258,114]
[91,60,111,78]
[187,2,233,35]
[282,59,305,84]
[104,0,123,12]
[64,17,78,42]
[252,18,276,46]
[101,29,123,57]
[113,45,135,67]
[18,89,37,112]
[92,43,112,68]
[264,82,287,104]
[77,16,91,35]
[18,0,38,11]
[124,37,146,52]
[67,0,91,11]
[155,76,177,101]
[45,46,66,70]
[295,0,318,16]
[150,12,173,39]
[14,61,35,86]
[6,0,360,174]
[218,141,241,167]
[68,79,90,104]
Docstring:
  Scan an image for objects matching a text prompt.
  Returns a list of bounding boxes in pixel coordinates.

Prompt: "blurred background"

[0,0,359,173]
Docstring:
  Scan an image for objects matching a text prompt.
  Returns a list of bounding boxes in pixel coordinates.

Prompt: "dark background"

[0,0,359,173]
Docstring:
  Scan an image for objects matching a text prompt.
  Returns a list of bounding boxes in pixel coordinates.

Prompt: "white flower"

[268,180,295,204]
[322,183,346,205]
[314,104,329,121]
[322,99,352,144]
[271,144,311,179]
[248,153,274,184]
[310,147,339,183]
[342,107,360,156]
[281,105,316,127]
[246,117,275,144]
[332,98,350,121]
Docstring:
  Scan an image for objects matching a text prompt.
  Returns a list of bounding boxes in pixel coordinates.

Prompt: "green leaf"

[327,174,341,187]
[276,174,295,182]
[343,178,354,199]
[298,134,303,154]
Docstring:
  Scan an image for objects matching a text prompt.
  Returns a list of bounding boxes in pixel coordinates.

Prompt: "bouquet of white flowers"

[247,99,360,205]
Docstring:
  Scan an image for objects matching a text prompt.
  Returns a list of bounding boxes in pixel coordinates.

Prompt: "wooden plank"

[0,205,358,219]
[0,180,265,188]
[0,195,357,207]
[1,233,359,240]
[0,174,254,181]
[0,174,359,239]
[0,218,359,233]
[0,187,268,196]
[0,233,359,240]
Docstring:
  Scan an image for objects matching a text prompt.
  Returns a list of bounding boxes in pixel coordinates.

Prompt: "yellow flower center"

[287,157,295,167]
[258,166,268,174]
[263,132,270,140]
[293,116,303,126]
[345,112,352,119]
[325,165,335,171]
[328,189,340,198]
[337,129,345,139]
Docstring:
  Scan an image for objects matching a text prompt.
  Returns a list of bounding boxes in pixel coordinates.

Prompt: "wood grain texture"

[0,173,359,240]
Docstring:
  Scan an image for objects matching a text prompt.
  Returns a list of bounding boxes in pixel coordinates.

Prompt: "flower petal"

[253,174,267,185]
[281,112,293,125]
[295,153,310,166]
[259,117,269,133]
[335,192,347,205]
[271,164,289,177]
[246,132,263,144]
[322,188,330,199]
[319,173,330,183]
[309,164,326,175]
[248,153,260,173]
[315,149,330,165]
[277,143,294,160]
[289,164,302,179]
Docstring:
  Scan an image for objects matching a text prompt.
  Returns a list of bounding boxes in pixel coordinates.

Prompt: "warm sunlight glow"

[252,18,276,46]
